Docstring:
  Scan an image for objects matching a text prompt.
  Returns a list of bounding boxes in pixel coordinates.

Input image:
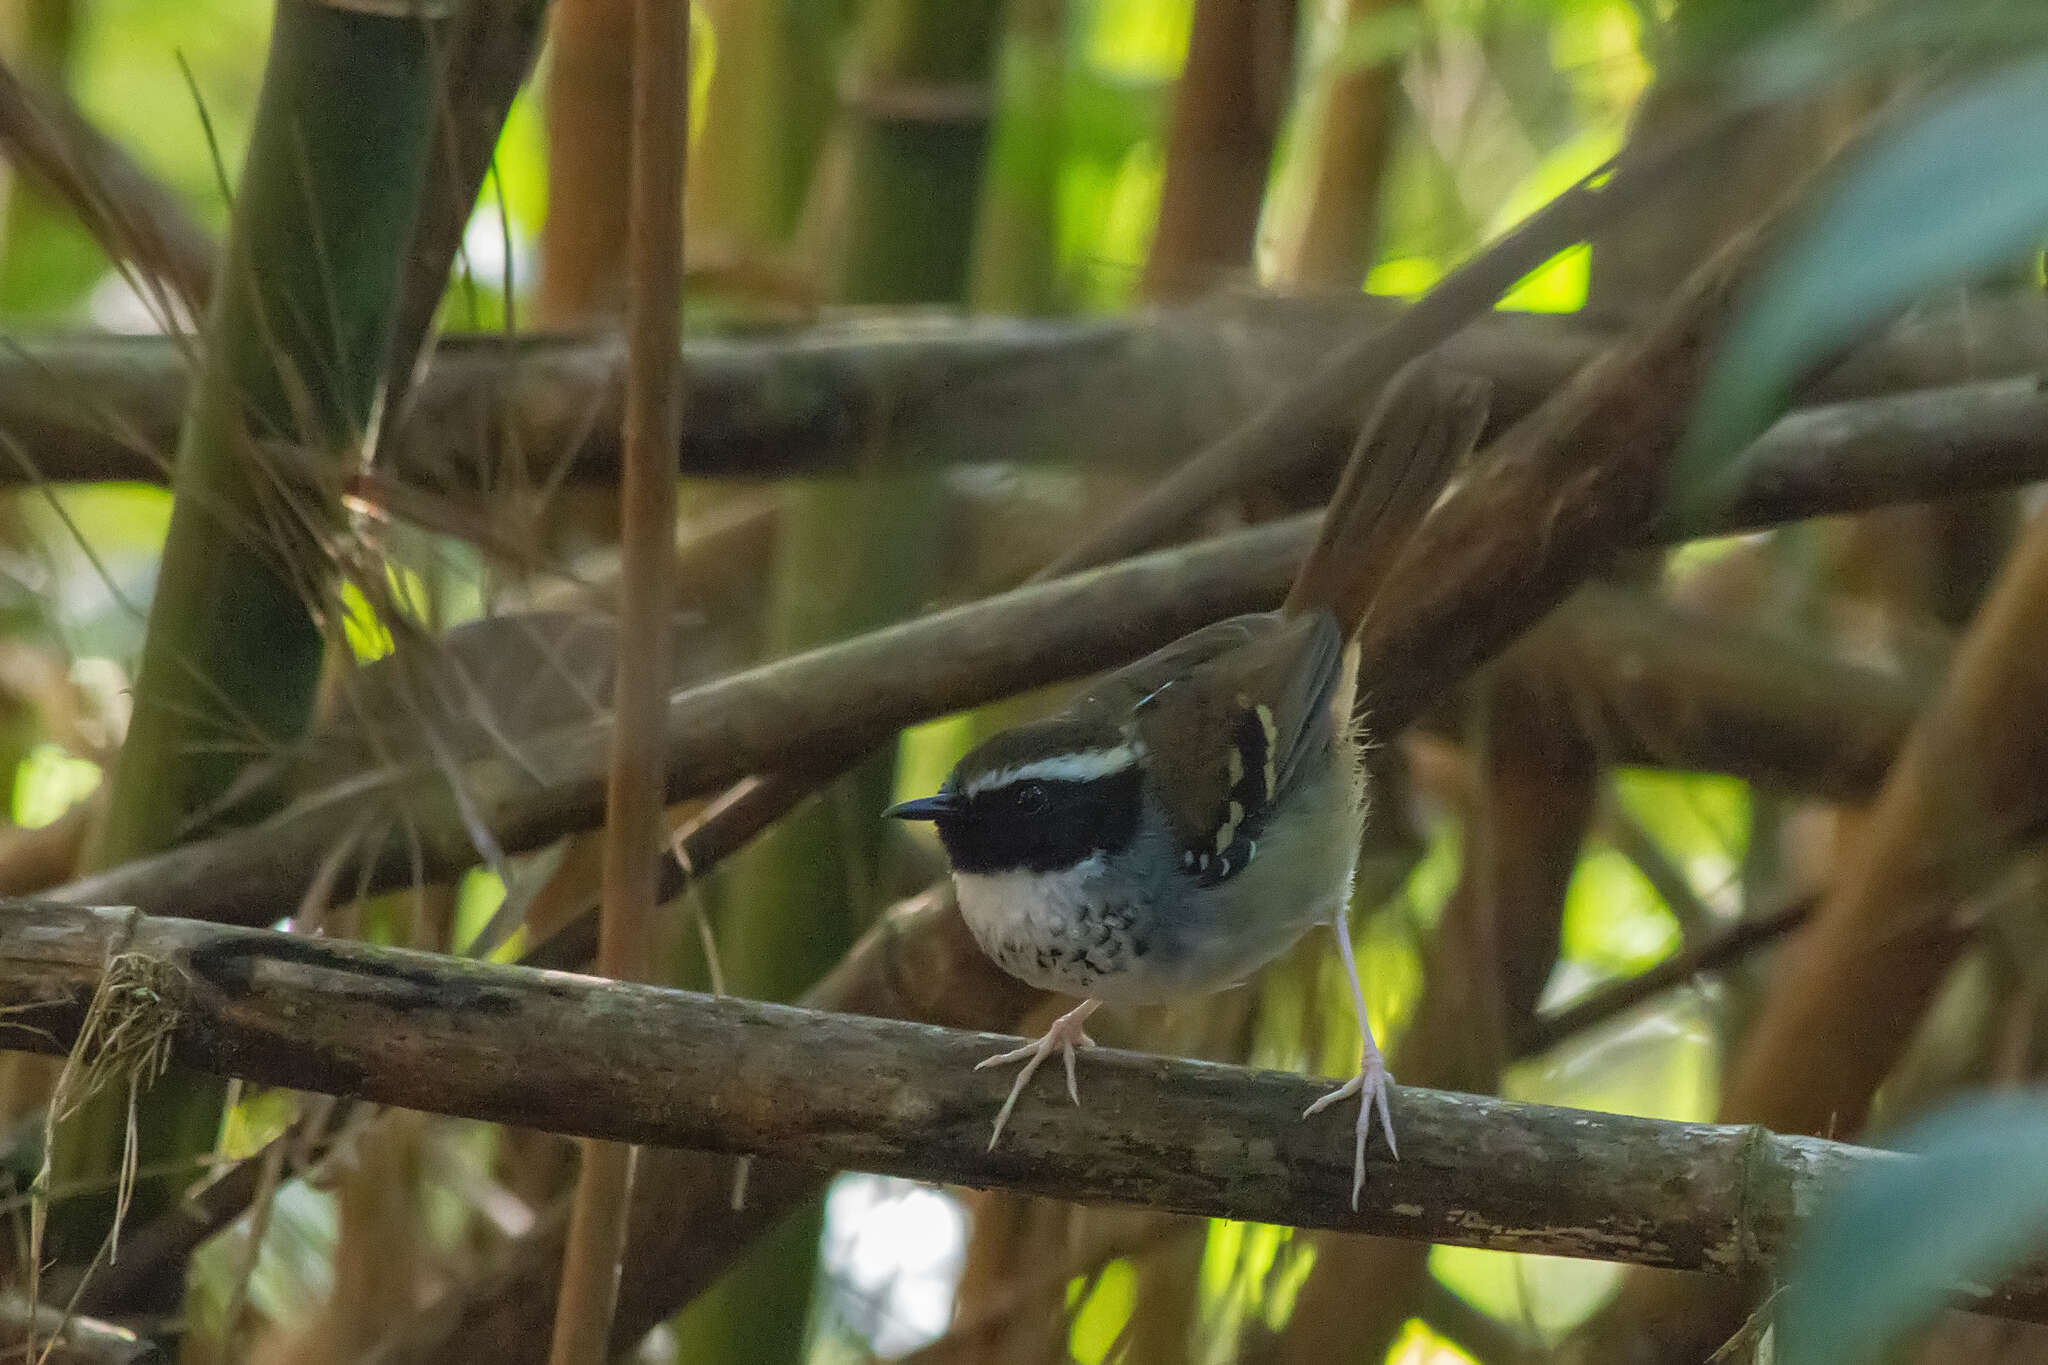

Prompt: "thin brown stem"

[546,0,687,1357]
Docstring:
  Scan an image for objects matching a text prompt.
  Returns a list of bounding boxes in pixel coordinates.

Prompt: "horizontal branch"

[3,294,2046,490]
[3,903,2044,1324]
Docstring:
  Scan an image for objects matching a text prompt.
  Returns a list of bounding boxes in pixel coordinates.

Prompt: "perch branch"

[2,903,2046,1325]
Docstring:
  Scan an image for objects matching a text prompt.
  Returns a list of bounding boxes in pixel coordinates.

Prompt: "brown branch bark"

[8,295,2048,494]
[1140,0,1296,302]
[1482,582,1921,800]
[6,902,2048,1326]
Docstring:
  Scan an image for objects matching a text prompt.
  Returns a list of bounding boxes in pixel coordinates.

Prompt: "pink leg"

[1303,908,1398,1209]
[975,998,1103,1150]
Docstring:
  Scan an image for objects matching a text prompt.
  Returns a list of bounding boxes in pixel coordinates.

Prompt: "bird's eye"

[1014,781,1050,815]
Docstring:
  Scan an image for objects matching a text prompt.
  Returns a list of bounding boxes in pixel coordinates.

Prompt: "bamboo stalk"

[44,0,441,1289]
[1265,0,1407,289]
[682,3,1002,1353]
[1140,0,1297,302]
[4,902,2047,1324]
[544,0,687,1355]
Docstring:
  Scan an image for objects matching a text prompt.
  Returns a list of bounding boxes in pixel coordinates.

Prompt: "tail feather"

[1283,358,1491,636]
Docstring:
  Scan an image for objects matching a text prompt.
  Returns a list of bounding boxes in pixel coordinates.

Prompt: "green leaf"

[1674,55,2048,525]
[1736,0,2048,108]
[1777,1092,2048,1365]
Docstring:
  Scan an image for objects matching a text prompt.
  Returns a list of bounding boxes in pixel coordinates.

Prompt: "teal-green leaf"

[1673,55,2048,527]
[1736,0,2048,108]
[1777,1091,2048,1365]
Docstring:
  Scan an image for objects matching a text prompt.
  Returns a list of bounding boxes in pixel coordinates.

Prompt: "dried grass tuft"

[25,943,186,1363]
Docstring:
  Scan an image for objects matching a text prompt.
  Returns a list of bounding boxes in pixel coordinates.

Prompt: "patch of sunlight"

[689,2,718,147]
[818,1174,965,1357]
[12,744,100,828]
[1195,1222,1313,1362]
[1084,0,1194,83]
[1250,947,1311,1073]
[456,204,534,308]
[1549,0,1652,112]
[74,0,273,221]
[1262,1231,1315,1332]
[1667,531,1764,580]
[340,579,394,662]
[1560,848,1682,978]
[453,867,508,957]
[1334,5,1429,72]
[1365,255,1445,298]
[1200,1217,1247,1306]
[489,85,550,236]
[1486,126,1628,240]
[1483,123,1627,316]
[338,562,433,663]
[217,1085,300,1160]
[188,1177,337,1345]
[1510,992,1719,1123]
[25,485,171,658]
[1427,1246,1619,1346]
[1385,1315,1480,1364]
[1402,817,1463,931]
[1070,1257,1137,1365]
[1498,242,1589,313]
[894,713,977,807]
[85,269,196,333]
[1087,139,1168,306]
[1613,768,1749,892]
[1356,910,1424,1059]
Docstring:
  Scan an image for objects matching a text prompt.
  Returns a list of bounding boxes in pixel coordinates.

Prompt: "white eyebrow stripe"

[964,746,1138,795]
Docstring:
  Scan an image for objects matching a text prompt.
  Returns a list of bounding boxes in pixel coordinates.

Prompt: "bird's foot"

[1304,1046,1398,1210]
[976,998,1102,1150]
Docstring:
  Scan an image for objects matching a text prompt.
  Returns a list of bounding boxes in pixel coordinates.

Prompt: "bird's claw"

[978,1000,1101,1150]
[1304,1049,1398,1210]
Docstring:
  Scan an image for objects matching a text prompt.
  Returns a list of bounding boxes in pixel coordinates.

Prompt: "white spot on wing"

[1256,705,1278,799]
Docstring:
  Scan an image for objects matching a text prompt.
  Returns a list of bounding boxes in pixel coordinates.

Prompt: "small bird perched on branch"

[887,361,1488,1206]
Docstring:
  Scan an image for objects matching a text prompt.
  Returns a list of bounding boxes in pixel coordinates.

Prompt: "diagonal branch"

[3,902,2046,1325]
[46,501,1923,933]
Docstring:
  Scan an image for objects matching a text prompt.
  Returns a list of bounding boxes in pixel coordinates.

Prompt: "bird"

[886,362,1488,1207]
